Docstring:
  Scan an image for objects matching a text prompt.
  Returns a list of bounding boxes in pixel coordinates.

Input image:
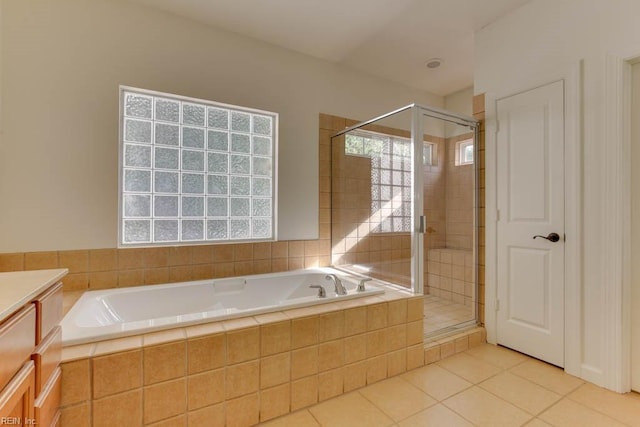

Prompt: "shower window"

[456,138,474,165]
[119,87,278,246]
[423,141,436,166]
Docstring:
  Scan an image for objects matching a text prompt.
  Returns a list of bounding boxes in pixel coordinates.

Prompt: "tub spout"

[325,274,347,296]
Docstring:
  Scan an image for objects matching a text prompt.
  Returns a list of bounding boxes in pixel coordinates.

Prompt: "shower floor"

[423,294,474,336]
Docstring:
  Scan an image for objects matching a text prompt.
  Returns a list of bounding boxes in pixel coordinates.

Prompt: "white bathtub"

[61,267,383,345]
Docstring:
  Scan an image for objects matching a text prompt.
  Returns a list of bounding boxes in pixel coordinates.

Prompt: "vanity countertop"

[0,269,68,320]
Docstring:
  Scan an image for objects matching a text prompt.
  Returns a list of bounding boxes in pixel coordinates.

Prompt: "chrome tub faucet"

[325,274,347,295]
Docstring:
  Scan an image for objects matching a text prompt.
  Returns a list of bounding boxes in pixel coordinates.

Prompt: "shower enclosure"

[330,104,479,338]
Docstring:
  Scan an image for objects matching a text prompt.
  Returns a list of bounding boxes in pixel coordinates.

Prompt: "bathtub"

[61,267,384,345]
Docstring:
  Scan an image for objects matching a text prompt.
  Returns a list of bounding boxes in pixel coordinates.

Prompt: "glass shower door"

[330,104,479,339]
[331,107,415,288]
[420,110,478,337]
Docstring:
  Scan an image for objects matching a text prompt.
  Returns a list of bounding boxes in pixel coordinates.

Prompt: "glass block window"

[119,87,277,245]
[345,131,414,233]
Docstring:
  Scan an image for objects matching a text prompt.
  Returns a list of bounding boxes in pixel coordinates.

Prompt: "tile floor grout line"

[305,407,322,426]
[474,372,564,418]
[438,387,491,427]
[560,391,637,427]
[443,384,537,427]
[506,360,586,398]
[362,377,441,425]
[355,388,404,424]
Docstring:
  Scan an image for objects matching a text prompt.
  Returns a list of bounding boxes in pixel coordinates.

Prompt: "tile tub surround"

[0,241,333,292]
[59,292,425,426]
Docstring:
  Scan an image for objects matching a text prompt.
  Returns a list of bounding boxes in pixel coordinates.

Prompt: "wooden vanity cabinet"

[0,362,35,425]
[0,275,65,427]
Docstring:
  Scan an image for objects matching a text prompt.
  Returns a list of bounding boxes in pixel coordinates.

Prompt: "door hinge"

[495,299,500,311]
[496,209,500,221]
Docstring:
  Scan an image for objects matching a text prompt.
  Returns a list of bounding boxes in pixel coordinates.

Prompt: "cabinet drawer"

[0,305,36,389]
[32,326,62,398]
[0,361,35,425]
[34,367,61,427]
[34,282,63,344]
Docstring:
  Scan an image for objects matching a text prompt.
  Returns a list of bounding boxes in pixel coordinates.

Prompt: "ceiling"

[127,0,530,96]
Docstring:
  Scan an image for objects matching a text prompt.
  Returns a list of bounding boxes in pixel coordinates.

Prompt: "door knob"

[533,233,560,242]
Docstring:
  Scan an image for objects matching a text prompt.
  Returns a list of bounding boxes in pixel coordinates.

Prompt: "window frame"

[456,138,474,166]
[423,141,437,166]
[118,86,278,247]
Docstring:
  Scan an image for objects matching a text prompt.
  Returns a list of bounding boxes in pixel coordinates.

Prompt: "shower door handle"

[418,216,426,234]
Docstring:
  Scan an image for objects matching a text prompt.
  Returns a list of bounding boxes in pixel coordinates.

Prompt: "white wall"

[0,0,442,253]
[475,0,640,388]
[444,86,474,137]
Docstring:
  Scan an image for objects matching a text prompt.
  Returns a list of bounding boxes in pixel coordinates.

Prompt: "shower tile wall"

[423,137,446,250]
[427,248,474,306]
[424,133,475,303]
[445,135,475,250]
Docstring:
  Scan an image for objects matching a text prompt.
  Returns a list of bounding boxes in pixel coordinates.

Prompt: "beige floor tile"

[423,295,473,335]
[438,353,502,384]
[443,386,532,427]
[260,409,320,427]
[479,371,562,415]
[539,398,626,427]
[308,391,394,427]
[465,343,529,369]
[567,383,640,426]
[509,359,584,395]
[524,419,554,427]
[398,403,474,427]
[358,377,436,422]
[401,364,472,401]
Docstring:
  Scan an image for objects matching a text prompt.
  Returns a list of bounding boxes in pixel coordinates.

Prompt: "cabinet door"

[0,361,36,425]
[34,367,61,427]
[0,305,36,388]
[32,326,62,397]
[34,283,63,344]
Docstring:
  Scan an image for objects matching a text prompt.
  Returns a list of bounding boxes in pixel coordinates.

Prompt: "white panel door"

[496,80,565,367]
